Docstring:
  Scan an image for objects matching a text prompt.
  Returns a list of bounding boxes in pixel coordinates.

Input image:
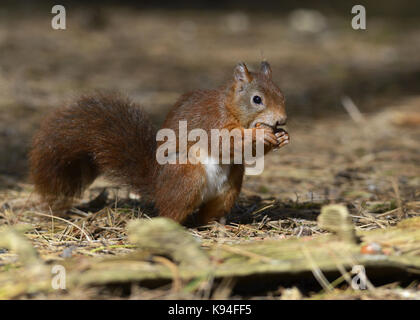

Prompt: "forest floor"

[0,6,419,299]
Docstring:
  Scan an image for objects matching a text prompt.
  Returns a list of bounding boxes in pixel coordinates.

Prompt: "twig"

[29,211,92,242]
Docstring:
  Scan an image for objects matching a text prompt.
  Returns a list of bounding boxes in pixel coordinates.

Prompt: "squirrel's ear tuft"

[234,62,252,83]
[260,61,272,79]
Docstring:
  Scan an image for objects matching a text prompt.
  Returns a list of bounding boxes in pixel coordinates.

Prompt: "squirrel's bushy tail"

[29,93,157,207]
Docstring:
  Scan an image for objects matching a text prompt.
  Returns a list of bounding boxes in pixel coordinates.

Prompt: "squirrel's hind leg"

[196,184,241,225]
[154,163,206,223]
[196,164,244,225]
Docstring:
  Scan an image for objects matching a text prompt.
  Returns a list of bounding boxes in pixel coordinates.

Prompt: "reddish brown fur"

[29,62,288,224]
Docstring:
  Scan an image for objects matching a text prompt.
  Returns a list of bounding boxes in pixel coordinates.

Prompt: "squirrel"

[29,61,289,224]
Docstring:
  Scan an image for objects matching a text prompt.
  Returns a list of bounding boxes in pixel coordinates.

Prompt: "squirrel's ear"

[260,61,272,79]
[233,63,252,83]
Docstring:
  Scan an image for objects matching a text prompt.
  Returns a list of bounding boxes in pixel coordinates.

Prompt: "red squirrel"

[29,61,289,224]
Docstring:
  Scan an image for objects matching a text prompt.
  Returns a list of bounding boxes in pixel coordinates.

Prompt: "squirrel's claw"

[273,131,290,150]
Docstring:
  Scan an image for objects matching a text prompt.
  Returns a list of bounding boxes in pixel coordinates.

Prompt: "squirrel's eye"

[252,95,262,104]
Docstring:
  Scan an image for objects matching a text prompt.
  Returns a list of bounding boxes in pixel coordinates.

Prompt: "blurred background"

[0,1,419,195]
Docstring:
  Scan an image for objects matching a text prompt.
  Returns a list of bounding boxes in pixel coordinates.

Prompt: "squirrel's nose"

[276,117,287,126]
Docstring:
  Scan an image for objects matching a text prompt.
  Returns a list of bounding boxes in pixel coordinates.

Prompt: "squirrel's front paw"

[254,123,277,147]
[273,128,290,150]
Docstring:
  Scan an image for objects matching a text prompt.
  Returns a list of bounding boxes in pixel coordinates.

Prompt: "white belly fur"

[203,158,231,202]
